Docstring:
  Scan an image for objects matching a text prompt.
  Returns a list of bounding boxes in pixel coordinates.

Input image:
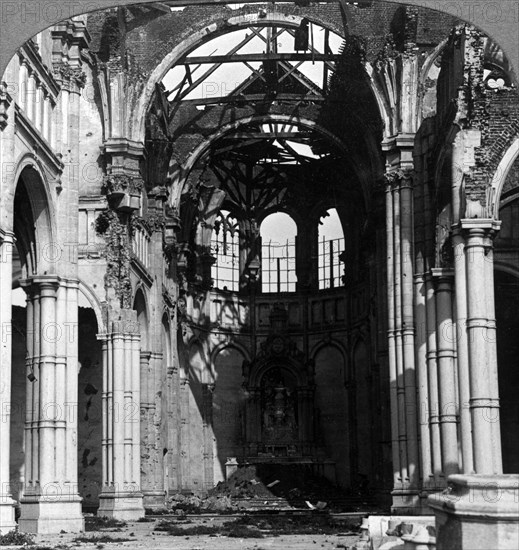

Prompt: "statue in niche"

[261,367,298,443]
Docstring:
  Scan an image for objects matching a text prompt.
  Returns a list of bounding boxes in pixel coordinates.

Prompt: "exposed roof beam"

[176,93,325,105]
[151,2,176,12]
[221,131,313,139]
[181,53,342,64]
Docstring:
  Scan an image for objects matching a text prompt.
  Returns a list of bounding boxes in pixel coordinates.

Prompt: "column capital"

[139,351,152,362]
[0,227,15,244]
[459,218,501,237]
[19,275,61,295]
[431,268,455,281]
[384,168,414,190]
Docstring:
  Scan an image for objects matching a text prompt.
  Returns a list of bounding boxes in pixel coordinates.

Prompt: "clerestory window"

[260,212,297,293]
[318,209,344,289]
[211,210,240,292]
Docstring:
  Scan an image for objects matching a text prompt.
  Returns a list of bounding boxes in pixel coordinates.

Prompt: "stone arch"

[132,11,315,142]
[12,158,56,276]
[169,114,365,209]
[417,39,448,124]
[310,339,348,381]
[210,341,250,371]
[133,286,149,350]
[490,136,519,217]
[78,278,106,333]
[1,1,519,87]
[248,356,307,389]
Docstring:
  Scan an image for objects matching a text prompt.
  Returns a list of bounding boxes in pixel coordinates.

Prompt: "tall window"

[318,209,344,289]
[261,212,297,293]
[211,210,240,291]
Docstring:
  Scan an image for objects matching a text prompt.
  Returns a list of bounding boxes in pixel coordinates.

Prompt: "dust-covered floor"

[6,514,363,550]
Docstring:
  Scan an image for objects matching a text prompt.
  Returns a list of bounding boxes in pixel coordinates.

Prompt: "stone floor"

[21,517,362,550]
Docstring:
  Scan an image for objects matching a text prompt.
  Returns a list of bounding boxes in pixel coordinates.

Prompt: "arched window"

[318,209,344,289]
[261,212,297,293]
[211,210,240,292]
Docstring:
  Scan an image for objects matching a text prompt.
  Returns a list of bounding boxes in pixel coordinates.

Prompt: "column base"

[98,490,145,521]
[142,491,166,509]
[428,474,519,550]
[0,498,17,535]
[391,488,421,515]
[19,497,84,534]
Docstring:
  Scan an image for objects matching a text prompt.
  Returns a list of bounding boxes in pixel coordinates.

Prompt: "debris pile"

[165,464,378,513]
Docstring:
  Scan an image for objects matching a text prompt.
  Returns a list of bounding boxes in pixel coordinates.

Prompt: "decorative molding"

[0,81,13,130]
[14,104,64,175]
[52,63,87,89]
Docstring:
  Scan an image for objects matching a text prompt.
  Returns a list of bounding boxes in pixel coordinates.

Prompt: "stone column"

[18,276,83,534]
[246,388,261,456]
[18,58,29,110]
[42,96,50,142]
[462,219,502,474]
[34,82,43,132]
[385,170,420,510]
[98,311,144,520]
[179,377,190,490]
[0,230,17,533]
[432,269,459,477]
[452,227,474,474]
[140,351,165,508]
[202,383,214,490]
[26,70,36,122]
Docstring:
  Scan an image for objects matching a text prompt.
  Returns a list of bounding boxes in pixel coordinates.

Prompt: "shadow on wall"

[78,307,103,512]
[10,305,27,504]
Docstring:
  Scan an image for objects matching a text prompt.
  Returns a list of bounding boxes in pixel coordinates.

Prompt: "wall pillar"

[0,230,17,533]
[18,276,83,534]
[462,219,502,474]
[432,269,459,477]
[143,351,166,508]
[385,170,420,511]
[98,310,144,520]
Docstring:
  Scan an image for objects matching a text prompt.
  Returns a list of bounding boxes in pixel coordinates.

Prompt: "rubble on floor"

[164,464,383,514]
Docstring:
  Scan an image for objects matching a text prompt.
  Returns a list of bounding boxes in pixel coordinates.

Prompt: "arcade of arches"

[0,2,518,547]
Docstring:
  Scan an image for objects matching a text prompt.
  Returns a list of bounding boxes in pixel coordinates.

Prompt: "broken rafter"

[175,31,259,101]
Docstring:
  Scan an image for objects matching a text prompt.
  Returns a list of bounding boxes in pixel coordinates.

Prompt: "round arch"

[12,158,56,275]
[309,338,347,363]
[248,356,307,388]
[1,1,518,87]
[168,114,369,209]
[490,136,519,218]
[133,286,150,350]
[78,278,106,333]
[132,11,314,141]
[210,341,251,368]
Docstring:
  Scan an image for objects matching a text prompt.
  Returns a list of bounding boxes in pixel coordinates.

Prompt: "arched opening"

[77,305,103,513]
[9,167,51,515]
[318,208,345,290]
[1,0,519,535]
[314,345,349,488]
[260,212,297,293]
[211,210,240,292]
[494,187,519,474]
[212,346,246,483]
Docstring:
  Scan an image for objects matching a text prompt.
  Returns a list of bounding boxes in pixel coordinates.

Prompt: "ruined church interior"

[0,1,518,548]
